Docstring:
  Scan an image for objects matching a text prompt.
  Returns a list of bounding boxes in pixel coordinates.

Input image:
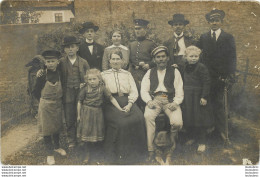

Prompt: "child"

[78,22,104,70]
[77,68,123,164]
[182,46,213,153]
[33,50,66,165]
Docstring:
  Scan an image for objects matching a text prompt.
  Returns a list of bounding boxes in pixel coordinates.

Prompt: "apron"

[38,74,63,136]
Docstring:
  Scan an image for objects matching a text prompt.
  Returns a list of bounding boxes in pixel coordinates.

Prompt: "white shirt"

[86,39,94,54]
[141,68,184,105]
[101,69,138,103]
[211,28,221,41]
[174,32,186,56]
[68,57,77,65]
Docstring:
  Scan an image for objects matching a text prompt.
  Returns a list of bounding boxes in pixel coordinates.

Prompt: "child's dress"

[183,62,214,128]
[77,83,110,142]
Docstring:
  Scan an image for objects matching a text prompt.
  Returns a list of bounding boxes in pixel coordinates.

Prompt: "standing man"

[197,9,237,143]
[141,46,184,163]
[164,14,195,67]
[78,22,104,71]
[129,19,157,90]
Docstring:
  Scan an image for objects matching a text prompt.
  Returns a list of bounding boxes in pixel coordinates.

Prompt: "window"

[54,13,63,22]
[21,13,29,23]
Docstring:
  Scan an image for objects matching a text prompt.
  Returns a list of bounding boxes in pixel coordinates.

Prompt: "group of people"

[31,8,236,165]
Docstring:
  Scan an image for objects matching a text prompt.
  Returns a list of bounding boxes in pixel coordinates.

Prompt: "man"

[129,19,157,89]
[60,36,90,149]
[164,14,195,67]
[141,46,184,162]
[197,9,237,142]
[78,22,104,71]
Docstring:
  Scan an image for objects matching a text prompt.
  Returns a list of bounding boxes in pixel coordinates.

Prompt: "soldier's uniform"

[129,37,157,87]
[128,19,157,90]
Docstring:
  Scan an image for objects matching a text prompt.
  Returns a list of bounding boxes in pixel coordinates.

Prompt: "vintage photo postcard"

[0,0,259,176]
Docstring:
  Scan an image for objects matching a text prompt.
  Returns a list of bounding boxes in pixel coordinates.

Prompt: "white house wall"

[17,10,74,24]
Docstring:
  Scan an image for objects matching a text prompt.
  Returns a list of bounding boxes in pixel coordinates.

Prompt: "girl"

[77,68,122,164]
[182,46,214,153]
[102,29,130,71]
[33,50,66,165]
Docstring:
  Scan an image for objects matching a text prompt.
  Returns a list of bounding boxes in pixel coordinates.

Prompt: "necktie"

[212,31,216,42]
[86,42,94,46]
[173,36,182,56]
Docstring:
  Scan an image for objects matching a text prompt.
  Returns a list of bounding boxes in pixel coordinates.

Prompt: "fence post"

[243,58,249,89]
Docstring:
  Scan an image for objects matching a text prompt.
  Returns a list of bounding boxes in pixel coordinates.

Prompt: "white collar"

[86,39,94,44]
[108,44,128,50]
[174,32,184,38]
[111,68,123,72]
[211,28,221,36]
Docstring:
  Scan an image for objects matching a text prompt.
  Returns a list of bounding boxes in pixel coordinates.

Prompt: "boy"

[33,50,66,165]
[60,36,90,149]
[78,22,104,71]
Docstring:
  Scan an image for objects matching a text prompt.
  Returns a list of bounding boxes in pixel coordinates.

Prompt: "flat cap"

[151,46,168,57]
[42,50,61,60]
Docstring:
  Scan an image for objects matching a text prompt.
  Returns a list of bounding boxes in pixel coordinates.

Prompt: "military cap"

[41,50,61,60]
[205,8,225,21]
[168,14,189,26]
[62,36,80,46]
[134,19,149,27]
[79,22,99,34]
[151,46,168,57]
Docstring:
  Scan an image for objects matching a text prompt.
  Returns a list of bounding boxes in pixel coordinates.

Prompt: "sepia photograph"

[0,0,259,174]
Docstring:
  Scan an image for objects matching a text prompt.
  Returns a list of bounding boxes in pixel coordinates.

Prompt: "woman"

[101,49,146,164]
[102,30,130,71]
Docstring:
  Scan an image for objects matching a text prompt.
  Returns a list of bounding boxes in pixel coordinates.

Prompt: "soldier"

[197,9,237,143]
[164,14,195,67]
[128,19,157,90]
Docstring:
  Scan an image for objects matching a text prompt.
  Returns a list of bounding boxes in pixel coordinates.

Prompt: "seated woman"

[101,49,146,164]
[102,30,130,71]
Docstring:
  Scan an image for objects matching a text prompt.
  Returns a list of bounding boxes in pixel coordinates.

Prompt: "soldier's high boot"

[166,125,179,164]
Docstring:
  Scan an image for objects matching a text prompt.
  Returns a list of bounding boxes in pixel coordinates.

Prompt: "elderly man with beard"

[141,46,184,162]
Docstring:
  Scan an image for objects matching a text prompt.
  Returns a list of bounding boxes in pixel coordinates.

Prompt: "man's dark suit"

[163,35,194,66]
[197,29,236,140]
[78,41,104,71]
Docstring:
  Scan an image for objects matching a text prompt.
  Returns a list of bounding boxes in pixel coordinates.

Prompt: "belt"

[111,93,129,97]
[152,91,169,98]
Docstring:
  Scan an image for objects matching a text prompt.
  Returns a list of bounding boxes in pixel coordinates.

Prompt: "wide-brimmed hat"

[205,8,225,21]
[62,36,80,46]
[42,50,61,60]
[151,46,168,57]
[168,14,189,26]
[134,19,149,27]
[79,22,99,34]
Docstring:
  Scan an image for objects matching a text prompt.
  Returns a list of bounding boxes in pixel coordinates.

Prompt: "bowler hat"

[151,46,168,57]
[205,8,225,21]
[134,19,149,27]
[42,50,61,60]
[168,14,189,26]
[79,22,99,34]
[62,36,80,46]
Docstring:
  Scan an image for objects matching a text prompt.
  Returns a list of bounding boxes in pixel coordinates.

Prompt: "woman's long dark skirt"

[104,95,147,164]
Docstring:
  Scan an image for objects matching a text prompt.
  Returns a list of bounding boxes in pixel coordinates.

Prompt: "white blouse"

[101,69,138,103]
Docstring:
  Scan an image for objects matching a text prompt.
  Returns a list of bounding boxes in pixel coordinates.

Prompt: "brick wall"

[75,0,260,92]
